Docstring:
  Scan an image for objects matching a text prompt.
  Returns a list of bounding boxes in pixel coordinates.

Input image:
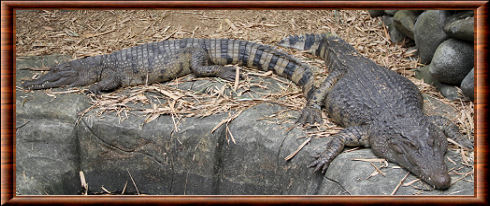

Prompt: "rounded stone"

[460,68,474,101]
[382,15,406,43]
[414,10,449,64]
[445,16,474,42]
[393,10,418,39]
[429,39,473,85]
[414,65,436,85]
[436,83,461,101]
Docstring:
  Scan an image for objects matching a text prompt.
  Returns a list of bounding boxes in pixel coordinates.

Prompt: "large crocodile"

[22,38,316,100]
[279,34,473,190]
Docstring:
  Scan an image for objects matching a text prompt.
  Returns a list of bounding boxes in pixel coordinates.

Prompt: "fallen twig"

[391,172,410,195]
[127,169,140,195]
[284,137,311,161]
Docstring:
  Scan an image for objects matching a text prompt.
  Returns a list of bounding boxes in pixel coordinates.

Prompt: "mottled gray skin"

[279,34,473,190]
[23,38,316,99]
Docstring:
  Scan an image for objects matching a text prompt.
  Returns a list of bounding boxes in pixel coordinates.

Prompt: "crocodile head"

[369,117,450,189]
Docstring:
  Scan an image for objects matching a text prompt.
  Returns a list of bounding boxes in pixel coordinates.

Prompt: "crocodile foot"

[218,66,244,81]
[85,87,102,96]
[309,136,344,173]
[296,105,323,125]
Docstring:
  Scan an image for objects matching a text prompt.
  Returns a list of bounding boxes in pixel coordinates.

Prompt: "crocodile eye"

[392,144,403,154]
[408,141,419,150]
[428,138,435,147]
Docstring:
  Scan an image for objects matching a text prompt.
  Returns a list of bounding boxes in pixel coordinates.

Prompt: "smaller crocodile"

[22,38,316,102]
[279,34,473,190]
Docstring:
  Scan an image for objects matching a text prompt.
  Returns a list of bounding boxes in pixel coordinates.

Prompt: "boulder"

[16,55,90,195]
[76,110,229,195]
[389,27,406,44]
[382,15,406,43]
[382,15,393,27]
[414,10,449,64]
[446,10,474,24]
[414,65,436,85]
[16,118,81,195]
[393,10,419,39]
[429,39,474,85]
[436,83,462,101]
[460,68,474,101]
[445,16,474,42]
[414,66,464,101]
[219,103,325,195]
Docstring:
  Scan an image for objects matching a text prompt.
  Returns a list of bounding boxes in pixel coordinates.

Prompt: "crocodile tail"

[278,33,358,57]
[200,38,317,99]
[278,33,329,54]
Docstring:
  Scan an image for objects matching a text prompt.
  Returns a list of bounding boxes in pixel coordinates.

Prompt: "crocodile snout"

[432,172,451,190]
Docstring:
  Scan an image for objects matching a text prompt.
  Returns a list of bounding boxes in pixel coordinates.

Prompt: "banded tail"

[157,38,317,98]
[278,34,361,72]
[278,34,330,53]
[278,33,359,57]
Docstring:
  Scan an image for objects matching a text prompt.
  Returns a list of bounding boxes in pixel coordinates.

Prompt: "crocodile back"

[325,56,424,126]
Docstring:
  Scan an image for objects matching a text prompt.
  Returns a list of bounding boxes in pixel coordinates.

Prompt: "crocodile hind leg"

[428,115,473,150]
[297,68,346,125]
[189,47,242,81]
[310,125,369,173]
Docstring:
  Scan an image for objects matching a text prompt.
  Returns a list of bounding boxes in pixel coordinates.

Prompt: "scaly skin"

[279,34,473,190]
[23,38,316,100]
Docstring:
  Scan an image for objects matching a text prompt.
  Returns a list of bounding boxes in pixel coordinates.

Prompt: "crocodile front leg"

[87,75,121,94]
[297,68,345,125]
[310,125,369,173]
[428,115,473,150]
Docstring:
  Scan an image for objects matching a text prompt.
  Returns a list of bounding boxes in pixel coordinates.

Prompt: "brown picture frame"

[1,1,488,204]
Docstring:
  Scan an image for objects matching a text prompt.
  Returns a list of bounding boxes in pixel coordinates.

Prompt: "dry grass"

[16,10,474,192]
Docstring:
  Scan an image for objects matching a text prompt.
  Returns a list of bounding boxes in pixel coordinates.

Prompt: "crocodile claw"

[85,87,101,96]
[308,155,331,173]
[296,106,323,125]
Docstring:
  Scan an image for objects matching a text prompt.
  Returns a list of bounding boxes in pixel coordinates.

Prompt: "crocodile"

[279,34,473,190]
[22,38,316,101]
